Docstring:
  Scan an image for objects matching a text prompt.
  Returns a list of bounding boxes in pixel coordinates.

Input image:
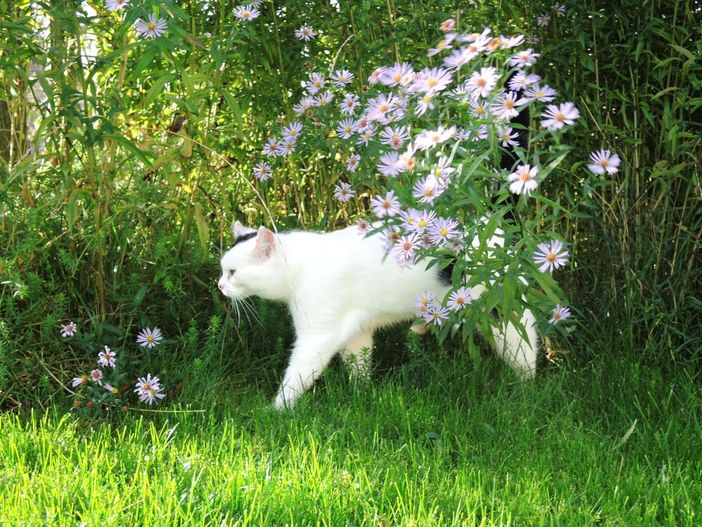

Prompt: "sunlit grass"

[1,351,700,526]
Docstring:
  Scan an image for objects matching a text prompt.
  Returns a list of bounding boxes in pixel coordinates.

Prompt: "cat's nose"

[218,282,224,290]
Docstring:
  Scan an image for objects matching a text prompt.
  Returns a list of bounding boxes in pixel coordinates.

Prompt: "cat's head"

[218,221,288,301]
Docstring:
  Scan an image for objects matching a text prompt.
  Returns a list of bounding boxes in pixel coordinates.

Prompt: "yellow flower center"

[555,112,565,122]
[599,159,609,167]
[146,335,155,343]
[440,228,448,237]
[147,21,156,31]
[546,252,557,262]
[427,78,438,88]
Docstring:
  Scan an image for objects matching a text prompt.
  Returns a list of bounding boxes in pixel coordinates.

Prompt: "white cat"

[218,221,538,409]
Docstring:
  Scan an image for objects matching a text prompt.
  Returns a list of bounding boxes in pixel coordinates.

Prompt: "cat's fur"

[218,221,538,409]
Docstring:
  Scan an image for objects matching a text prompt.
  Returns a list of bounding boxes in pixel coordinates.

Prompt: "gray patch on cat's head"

[231,231,257,248]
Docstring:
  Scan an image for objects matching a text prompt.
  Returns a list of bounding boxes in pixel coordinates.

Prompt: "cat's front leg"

[273,333,340,410]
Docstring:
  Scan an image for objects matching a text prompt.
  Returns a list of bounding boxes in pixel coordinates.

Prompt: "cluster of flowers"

[537,3,567,28]
[251,22,624,330]
[62,321,166,412]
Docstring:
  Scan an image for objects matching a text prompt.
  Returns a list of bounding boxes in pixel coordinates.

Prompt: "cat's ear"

[232,220,256,240]
[254,227,276,260]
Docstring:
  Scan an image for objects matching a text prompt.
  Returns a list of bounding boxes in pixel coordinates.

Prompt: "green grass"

[1,348,700,526]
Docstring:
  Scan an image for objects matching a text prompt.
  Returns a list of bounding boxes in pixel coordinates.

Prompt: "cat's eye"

[228,269,236,277]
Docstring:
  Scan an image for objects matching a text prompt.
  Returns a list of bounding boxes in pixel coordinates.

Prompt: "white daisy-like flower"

[106,0,129,12]
[465,67,499,99]
[491,91,528,121]
[331,69,354,88]
[507,164,540,195]
[134,373,166,405]
[72,375,89,387]
[282,121,303,142]
[336,118,358,139]
[340,93,360,115]
[533,240,569,273]
[379,62,415,87]
[334,182,355,203]
[314,92,333,106]
[541,102,580,130]
[549,305,571,324]
[509,48,540,68]
[447,287,472,311]
[414,126,456,150]
[253,162,272,182]
[427,33,457,57]
[233,4,260,21]
[414,291,436,316]
[137,327,163,348]
[524,84,557,102]
[346,153,361,172]
[508,72,541,92]
[305,73,326,95]
[135,14,167,39]
[98,346,116,368]
[587,149,621,175]
[60,321,78,337]
[90,369,103,384]
[295,25,316,41]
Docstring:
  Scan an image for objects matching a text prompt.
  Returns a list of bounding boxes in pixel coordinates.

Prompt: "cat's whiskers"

[239,297,262,326]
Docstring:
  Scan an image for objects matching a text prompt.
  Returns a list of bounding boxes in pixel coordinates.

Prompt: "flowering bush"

[249,22,617,348]
[64,322,167,416]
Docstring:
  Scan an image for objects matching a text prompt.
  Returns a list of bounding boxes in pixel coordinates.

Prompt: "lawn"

[2,349,700,526]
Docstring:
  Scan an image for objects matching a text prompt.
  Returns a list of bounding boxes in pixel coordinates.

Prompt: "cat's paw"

[410,322,430,335]
[272,390,295,411]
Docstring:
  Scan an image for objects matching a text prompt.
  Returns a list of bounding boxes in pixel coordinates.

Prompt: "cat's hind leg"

[340,330,373,380]
[491,308,539,377]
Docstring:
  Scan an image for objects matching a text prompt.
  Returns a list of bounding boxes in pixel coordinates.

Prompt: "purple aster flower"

[429,217,460,245]
[533,240,569,273]
[541,102,580,131]
[135,14,167,39]
[370,191,401,218]
[233,4,260,21]
[60,321,78,337]
[549,304,571,324]
[336,118,358,139]
[334,182,355,203]
[137,327,163,348]
[447,287,472,311]
[587,149,621,175]
[507,164,539,195]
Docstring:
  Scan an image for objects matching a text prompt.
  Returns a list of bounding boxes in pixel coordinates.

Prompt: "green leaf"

[144,73,175,107]
[194,203,210,253]
[104,133,154,167]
